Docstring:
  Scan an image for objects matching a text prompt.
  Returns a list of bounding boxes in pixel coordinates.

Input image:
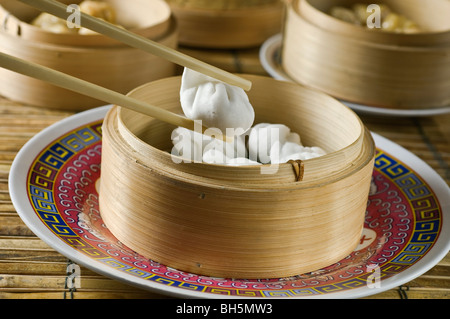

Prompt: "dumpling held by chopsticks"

[179,68,255,136]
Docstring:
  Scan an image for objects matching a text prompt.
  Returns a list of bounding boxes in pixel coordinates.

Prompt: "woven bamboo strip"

[0,217,34,236]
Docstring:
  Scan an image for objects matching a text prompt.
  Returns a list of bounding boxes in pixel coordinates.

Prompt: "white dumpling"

[171,126,247,163]
[202,148,228,164]
[31,13,77,34]
[170,127,204,163]
[180,68,255,135]
[247,123,301,164]
[271,142,327,164]
[226,157,261,166]
[202,149,260,166]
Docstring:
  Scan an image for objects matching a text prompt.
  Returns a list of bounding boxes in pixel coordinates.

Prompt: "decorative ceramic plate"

[260,34,450,117]
[9,106,450,299]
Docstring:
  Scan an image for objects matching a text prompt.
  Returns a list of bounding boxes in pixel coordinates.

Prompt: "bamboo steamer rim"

[0,15,178,53]
[298,0,450,47]
[112,107,374,192]
[165,0,279,10]
[290,2,450,53]
[169,0,282,14]
[108,74,374,191]
[0,0,172,47]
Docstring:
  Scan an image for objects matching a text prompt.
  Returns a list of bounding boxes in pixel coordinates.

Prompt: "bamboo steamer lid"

[282,0,450,110]
[0,0,172,46]
[166,0,283,48]
[99,75,376,279]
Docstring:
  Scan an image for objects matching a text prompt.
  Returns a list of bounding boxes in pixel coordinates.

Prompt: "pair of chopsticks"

[0,0,252,136]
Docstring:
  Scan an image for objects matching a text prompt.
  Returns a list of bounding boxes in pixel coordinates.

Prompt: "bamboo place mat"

[0,55,449,299]
[1,97,449,300]
[178,45,269,76]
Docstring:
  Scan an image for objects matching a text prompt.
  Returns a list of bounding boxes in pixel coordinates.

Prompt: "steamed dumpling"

[78,0,119,35]
[171,126,247,163]
[79,0,116,23]
[180,68,255,135]
[248,123,326,164]
[271,142,327,164]
[247,123,301,164]
[31,13,78,34]
[31,1,120,35]
[202,149,260,166]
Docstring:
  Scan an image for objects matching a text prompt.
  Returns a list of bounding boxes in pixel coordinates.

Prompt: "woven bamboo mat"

[1,96,448,300]
[1,42,449,299]
[178,45,269,75]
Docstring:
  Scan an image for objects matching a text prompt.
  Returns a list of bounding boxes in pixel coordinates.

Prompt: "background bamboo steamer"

[282,0,450,110]
[166,0,283,48]
[300,0,450,47]
[0,0,178,110]
[99,75,376,279]
[0,0,172,47]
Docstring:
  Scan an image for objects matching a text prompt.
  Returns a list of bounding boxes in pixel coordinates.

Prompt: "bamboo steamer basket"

[299,0,450,47]
[0,0,172,47]
[282,0,450,110]
[166,0,283,48]
[99,74,376,279]
[0,0,178,110]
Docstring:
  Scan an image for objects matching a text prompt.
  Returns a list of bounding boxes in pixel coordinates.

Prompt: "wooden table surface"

[0,47,449,299]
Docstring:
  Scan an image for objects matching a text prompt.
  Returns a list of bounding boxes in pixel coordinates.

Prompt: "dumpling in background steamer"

[78,0,120,35]
[31,13,78,34]
[179,68,255,135]
[79,0,116,23]
[31,0,119,35]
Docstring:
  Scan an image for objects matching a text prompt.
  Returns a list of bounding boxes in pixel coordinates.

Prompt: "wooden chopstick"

[16,0,252,91]
[0,51,232,141]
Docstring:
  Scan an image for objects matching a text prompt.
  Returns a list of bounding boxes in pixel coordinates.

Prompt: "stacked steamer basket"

[282,0,450,110]
[165,0,283,48]
[0,0,177,110]
[99,75,376,279]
